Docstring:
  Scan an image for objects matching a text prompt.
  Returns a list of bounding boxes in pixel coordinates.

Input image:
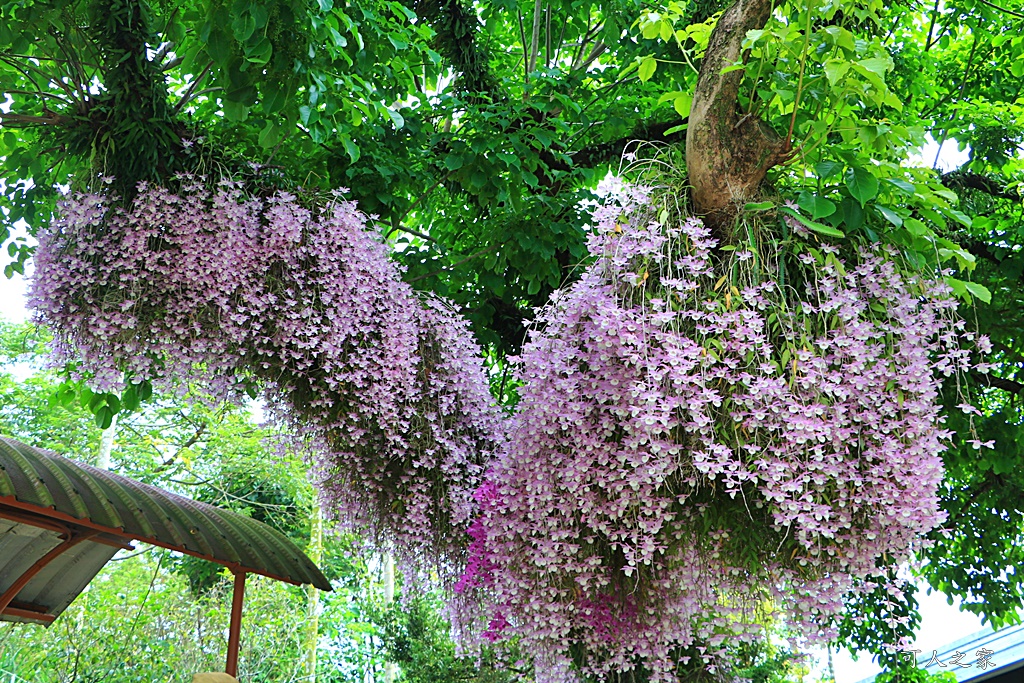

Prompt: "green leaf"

[444,153,464,171]
[815,160,842,179]
[341,135,360,163]
[881,90,903,111]
[328,27,346,47]
[672,92,692,118]
[797,192,836,220]
[1011,61,1023,78]
[258,121,282,149]
[659,20,673,42]
[262,81,289,114]
[943,276,969,299]
[224,100,249,122]
[874,205,902,227]
[94,406,114,430]
[779,207,846,238]
[743,201,774,211]
[884,178,915,195]
[824,60,850,85]
[857,56,893,77]
[845,167,879,206]
[638,57,657,82]
[945,208,972,227]
[245,38,273,66]
[206,28,232,64]
[904,218,929,237]
[122,385,141,412]
[964,281,992,303]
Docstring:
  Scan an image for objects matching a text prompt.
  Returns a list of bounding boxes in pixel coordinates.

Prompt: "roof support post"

[226,569,246,677]
[0,529,95,615]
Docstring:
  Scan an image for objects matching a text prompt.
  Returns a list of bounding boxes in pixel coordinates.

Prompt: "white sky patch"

[910,134,972,172]
[808,584,991,683]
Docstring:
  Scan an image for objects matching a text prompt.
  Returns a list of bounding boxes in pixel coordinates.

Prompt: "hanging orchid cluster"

[30,172,987,682]
[454,179,988,682]
[29,177,504,571]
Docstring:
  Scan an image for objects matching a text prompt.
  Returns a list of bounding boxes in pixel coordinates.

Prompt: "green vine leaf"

[845,167,879,207]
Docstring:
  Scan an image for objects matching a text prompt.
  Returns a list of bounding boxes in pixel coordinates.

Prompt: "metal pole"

[226,570,246,677]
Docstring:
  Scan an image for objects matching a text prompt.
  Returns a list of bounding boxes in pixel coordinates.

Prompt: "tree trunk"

[686,0,785,237]
[97,414,118,469]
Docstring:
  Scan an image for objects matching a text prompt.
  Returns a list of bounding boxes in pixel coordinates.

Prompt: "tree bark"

[686,0,785,236]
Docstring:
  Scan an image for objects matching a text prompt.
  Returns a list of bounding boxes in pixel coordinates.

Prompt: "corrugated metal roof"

[0,518,118,624]
[0,436,330,627]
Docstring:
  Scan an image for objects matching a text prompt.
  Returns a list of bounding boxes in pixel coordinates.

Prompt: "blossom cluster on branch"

[29,179,504,572]
[455,180,987,682]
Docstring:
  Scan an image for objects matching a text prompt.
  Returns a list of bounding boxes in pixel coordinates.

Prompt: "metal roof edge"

[0,437,332,591]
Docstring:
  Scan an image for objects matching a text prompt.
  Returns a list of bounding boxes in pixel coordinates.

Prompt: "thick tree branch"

[569,119,686,169]
[942,171,1023,203]
[686,0,786,233]
[972,372,1024,395]
[972,0,1024,19]
[0,112,73,126]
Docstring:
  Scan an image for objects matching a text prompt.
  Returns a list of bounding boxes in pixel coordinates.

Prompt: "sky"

[817,588,989,683]
[0,134,997,682]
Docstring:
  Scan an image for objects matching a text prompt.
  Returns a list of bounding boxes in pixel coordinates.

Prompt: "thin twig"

[575,41,607,73]
[160,56,183,72]
[151,41,174,65]
[973,0,1024,19]
[172,62,214,115]
[545,4,552,68]
[408,241,506,283]
[924,0,943,51]
[3,89,70,104]
[932,34,979,168]
[388,220,437,244]
[517,11,530,84]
